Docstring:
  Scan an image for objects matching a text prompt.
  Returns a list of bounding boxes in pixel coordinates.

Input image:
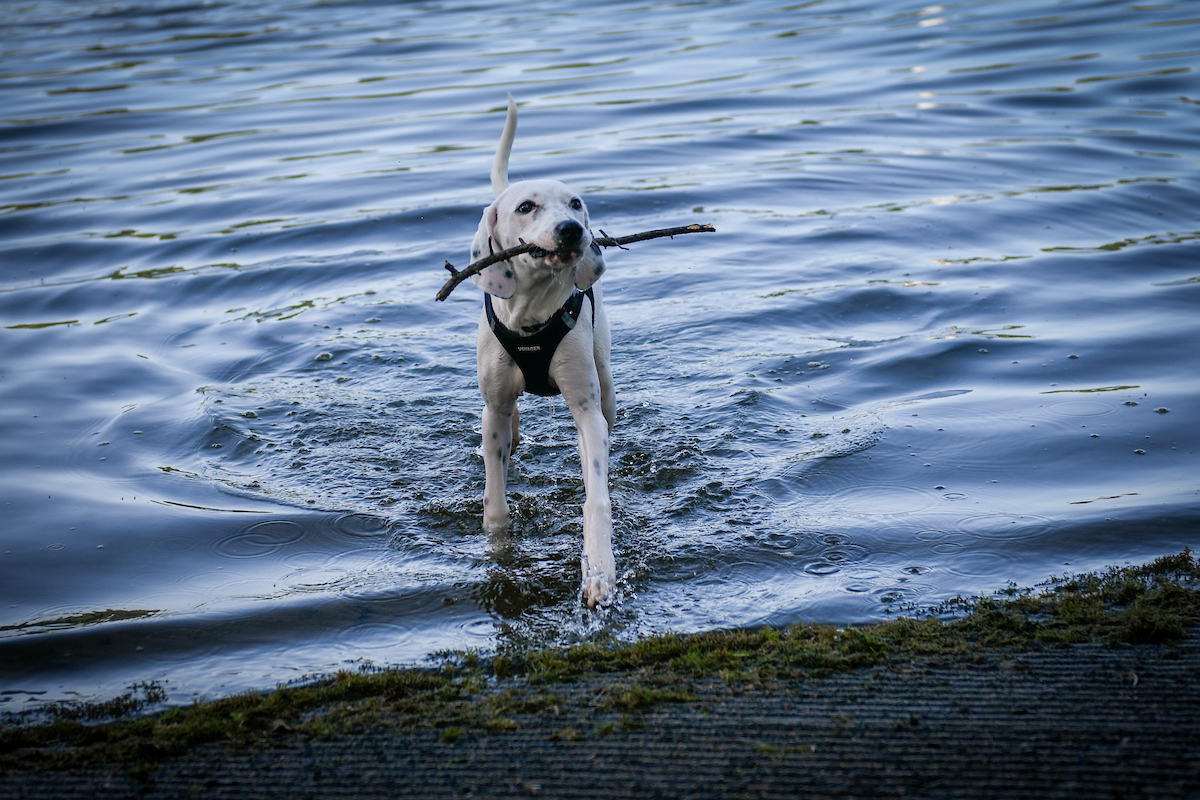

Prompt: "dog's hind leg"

[510,403,521,453]
[593,312,615,434]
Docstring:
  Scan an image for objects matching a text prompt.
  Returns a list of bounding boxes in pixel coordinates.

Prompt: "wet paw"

[581,556,615,609]
[583,575,612,609]
[482,505,510,535]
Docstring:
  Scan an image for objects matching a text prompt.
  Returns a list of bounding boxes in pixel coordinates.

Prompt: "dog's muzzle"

[529,220,586,263]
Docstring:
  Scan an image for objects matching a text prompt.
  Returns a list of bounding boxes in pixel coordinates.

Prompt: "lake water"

[2,0,1197,713]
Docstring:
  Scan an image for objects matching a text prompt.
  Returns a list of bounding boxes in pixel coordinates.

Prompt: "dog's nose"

[556,220,584,249]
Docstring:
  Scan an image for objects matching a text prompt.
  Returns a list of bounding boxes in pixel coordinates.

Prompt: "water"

[2,0,1197,713]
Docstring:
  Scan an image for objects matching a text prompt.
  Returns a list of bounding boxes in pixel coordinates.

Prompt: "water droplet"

[316,352,333,362]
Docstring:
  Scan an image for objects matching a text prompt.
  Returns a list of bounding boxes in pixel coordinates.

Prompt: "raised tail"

[491,95,517,197]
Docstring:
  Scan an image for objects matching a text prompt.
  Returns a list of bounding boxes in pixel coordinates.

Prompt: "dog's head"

[470,179,605,300]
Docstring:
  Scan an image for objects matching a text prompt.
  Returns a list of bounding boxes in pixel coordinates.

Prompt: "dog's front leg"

[481,400,515,533]
[564,386,615,608]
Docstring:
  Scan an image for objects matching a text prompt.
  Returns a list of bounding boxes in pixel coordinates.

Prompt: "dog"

[469,97,617,609]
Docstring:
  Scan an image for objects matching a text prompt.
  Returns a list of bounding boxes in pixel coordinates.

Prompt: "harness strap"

[484,288,595,397]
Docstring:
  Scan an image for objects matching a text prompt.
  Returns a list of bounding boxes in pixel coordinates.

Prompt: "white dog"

[469,98,616,608]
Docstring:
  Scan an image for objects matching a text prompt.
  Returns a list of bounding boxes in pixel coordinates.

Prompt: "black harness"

[484,288,595,397]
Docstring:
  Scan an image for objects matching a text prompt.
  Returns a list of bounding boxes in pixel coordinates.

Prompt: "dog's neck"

[488,271,576,334]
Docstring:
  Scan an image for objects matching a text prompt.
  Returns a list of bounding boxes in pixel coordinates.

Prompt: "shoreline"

[3,549,1199,798]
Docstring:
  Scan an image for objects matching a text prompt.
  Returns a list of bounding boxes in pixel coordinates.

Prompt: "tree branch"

[435,223,715,301]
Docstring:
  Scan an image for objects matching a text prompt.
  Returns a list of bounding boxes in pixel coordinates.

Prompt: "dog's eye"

[516,200,535,214]
[570,198,583,210]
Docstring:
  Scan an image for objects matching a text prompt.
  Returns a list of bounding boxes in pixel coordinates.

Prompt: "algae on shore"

[2,548,1197,773]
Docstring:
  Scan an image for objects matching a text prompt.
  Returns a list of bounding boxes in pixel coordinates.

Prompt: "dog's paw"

[583,575,612,609]
[482,504,510,535]
[581,556,615,609]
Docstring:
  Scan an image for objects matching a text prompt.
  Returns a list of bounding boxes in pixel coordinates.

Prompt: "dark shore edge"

[3,548,1199,789]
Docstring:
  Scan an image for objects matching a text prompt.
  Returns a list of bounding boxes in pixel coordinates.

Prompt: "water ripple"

[212,520,305,560]
[1,0,1198,713]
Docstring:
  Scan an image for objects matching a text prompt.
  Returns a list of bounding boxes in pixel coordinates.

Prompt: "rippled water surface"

[2,0,1198,711]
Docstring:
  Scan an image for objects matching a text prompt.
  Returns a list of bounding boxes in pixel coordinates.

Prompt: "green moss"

[3,548,1197,773]
[0,609,159,633]
[548,726,584,742]
[618,714,646,731]
[597,684,695,712]
[1,665,463,771]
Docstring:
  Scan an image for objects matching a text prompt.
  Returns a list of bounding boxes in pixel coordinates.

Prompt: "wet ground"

[4,632,1198,799]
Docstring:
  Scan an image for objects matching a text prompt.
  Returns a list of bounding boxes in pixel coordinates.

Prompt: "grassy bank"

[3,548,1197,774]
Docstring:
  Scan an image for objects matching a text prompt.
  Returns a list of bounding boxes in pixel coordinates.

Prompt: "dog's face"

[470,179,605,299]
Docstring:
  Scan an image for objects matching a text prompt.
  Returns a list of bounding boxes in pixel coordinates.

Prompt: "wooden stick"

[435,223,715,301]
[591,224,716,249]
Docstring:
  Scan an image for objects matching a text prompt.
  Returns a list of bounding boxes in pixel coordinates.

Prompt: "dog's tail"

[491,95,517,197]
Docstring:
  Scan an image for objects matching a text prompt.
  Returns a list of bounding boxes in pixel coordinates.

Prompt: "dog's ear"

[469,203,516,299]
[573,239,606,291]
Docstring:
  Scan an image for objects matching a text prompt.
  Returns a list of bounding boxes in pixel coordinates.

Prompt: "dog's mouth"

[527,244,583,264]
